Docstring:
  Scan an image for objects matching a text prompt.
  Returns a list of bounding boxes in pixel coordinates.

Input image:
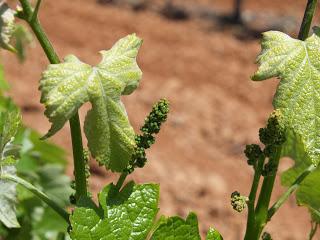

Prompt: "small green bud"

[141,99,169,135]
[129,99,170,171]
[262,232,272,240]
[262,161,277,177]
[244,144,263,166]
[69,194,76,205]
[259,110,286,146]
[70,180,76,190]
[231,191,248,213]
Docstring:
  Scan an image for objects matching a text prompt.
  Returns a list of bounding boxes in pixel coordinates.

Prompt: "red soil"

[3,0,319,239]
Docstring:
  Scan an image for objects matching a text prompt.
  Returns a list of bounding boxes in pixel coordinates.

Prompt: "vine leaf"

[0,2,15,52]
[39,34,142,171]
[0,100,21,228]
[281,130,320,221]
[150,212,220,240]
[70,182,221,240]
[70,182,159,240]
[252,30,320,164]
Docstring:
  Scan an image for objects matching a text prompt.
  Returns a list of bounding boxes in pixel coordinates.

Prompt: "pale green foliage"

[281,129,320,221]
[252,30,320,164]
[70,182,159,240]
[0,2,15,52]
[0,100,21,228]
[39,34,143,172]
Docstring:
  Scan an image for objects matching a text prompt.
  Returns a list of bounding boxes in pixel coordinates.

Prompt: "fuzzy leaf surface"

[281,130,320,221]
[0,101,21,228]
[40,34,142,171]
[0,2,15,52]
[70,182,159,240]
[252,31,320,164]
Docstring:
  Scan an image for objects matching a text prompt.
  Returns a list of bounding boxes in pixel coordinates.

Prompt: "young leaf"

[281,130,320,220]
[0,103,21,228]
[150,212,217,240]
[70,181,159,240]
[40,34,142,172]
[0,2,15,52]
[252,30,320,164]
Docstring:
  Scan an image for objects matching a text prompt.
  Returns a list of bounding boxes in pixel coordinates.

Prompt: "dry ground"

[3,0,320,239]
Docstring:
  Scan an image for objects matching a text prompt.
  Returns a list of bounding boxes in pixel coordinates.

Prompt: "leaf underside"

[281,130,320,222]
[40,34,142,172]
[253,30,320,164]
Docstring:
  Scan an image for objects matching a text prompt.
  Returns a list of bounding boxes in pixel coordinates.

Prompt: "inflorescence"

[127,99,169,173]
[231,191,248,213]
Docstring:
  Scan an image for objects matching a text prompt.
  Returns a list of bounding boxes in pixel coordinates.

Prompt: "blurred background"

[3,0,320,239]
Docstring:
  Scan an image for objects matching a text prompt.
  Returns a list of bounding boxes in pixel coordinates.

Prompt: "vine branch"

[267,164,316,221]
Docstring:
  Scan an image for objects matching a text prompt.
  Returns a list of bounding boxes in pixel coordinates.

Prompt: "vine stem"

[0,174,70,223]
[19,0,87,200]
[244,155,265,240]
[309,221,318,240]
[115,172,128,191]
[267,164,316,220]
[298,0,318,40]
[247,147,282,239]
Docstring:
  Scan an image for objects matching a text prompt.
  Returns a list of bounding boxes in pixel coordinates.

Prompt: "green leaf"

[40,34,142,172]
[0,103,21,228]
[0,64,9,93]
[70,182,159,240]
[15,128,68,168]
[281,130,320,221]
[36,164,73,207]
[206,228,223,240]
[252,30,320,164]
[10,25,33,62]
[0,2,16,52]
[150,212,201,240]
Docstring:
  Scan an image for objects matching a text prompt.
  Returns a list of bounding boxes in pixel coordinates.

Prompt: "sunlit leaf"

[253,30,320,164]
[40,34,142,172]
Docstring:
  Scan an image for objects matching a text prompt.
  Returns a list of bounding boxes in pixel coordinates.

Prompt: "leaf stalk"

[0,174,70,223]
[267,164,316,221]
[298,0,318,40]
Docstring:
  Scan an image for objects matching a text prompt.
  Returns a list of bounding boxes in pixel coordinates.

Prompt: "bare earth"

[3,0,320,239]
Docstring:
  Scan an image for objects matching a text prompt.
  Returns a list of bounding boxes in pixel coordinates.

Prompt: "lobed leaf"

[252,30,320,164]
[40,34,142,172]
[70,182,159,240]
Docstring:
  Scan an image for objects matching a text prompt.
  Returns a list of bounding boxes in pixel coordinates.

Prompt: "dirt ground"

[3,0,320,239]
